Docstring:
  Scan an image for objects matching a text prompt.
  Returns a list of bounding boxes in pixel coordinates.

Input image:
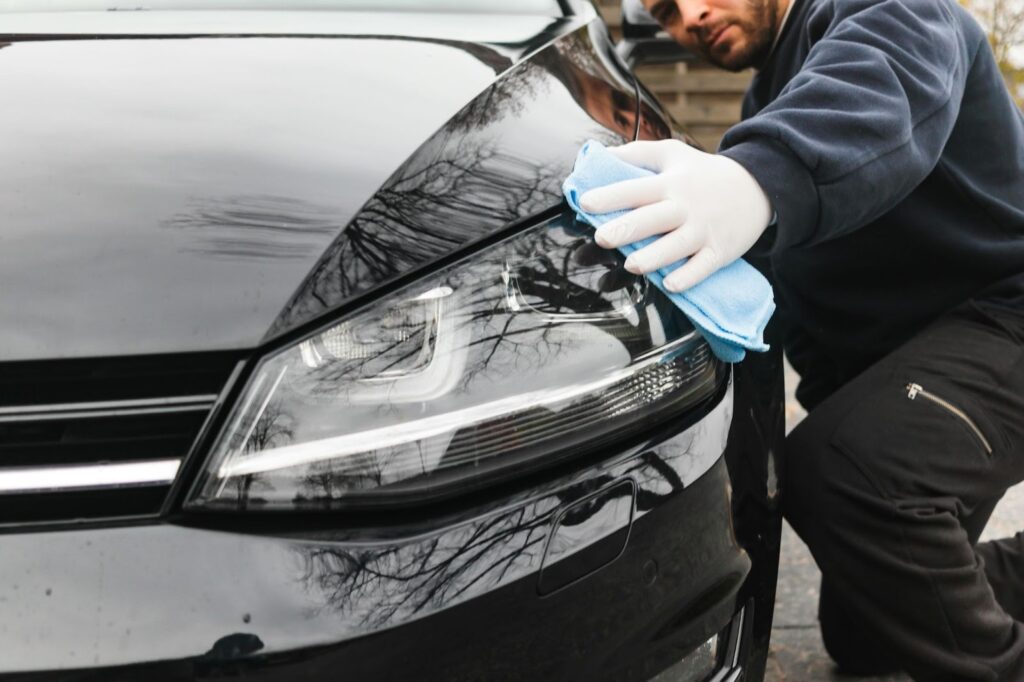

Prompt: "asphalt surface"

[765,362,1024,681]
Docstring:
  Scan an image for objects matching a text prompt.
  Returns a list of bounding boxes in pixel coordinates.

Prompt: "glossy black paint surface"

[0,8,786,681]
[721,321,787,682]
[537,478,636,595]
[0,13,636,361]
[265,22,658,342]
[2,377,737,677]
[0,346,784,680]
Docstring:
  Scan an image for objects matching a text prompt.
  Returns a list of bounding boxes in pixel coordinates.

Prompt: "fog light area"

[649,634,719,682]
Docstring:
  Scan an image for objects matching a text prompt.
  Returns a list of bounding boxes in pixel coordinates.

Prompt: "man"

[579,0,1024,679]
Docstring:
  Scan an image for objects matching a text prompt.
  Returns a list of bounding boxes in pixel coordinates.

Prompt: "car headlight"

[186,213,724,511]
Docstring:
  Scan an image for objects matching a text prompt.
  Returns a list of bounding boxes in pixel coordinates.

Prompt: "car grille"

[0,352,240,526]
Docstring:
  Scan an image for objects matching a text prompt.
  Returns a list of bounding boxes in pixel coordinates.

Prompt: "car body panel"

[0,14,634,362]
[261,22,651,342]
[0,346,785,681]
[0,7,785,681]
[2,378,733,674]
[0,7,580,40]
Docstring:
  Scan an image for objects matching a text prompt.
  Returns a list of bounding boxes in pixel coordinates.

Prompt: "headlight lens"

[186,214,723,511]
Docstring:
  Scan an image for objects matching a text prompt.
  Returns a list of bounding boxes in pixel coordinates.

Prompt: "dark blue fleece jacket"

[719,0,1024,390]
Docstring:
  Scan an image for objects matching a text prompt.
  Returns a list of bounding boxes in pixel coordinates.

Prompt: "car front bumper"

[1,364,782,682]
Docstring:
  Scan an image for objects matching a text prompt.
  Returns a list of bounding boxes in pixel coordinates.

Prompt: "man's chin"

[706,45,755,72]
[711,56,751,72]
[706,37,775,72]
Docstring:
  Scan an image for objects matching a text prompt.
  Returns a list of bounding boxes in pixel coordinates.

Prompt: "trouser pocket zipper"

[906,383,993,454]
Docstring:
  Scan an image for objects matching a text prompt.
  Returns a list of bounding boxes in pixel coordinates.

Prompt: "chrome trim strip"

[0,459,181,495]
[730,607,745,668]
[0,395,218,423]
[0,405,213,424]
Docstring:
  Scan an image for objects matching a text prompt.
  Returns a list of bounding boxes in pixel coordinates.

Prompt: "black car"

[0,2,785,680]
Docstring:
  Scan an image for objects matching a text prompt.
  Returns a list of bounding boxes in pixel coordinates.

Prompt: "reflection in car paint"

[201,633,265,661]
[163,195,342,261]
[266,26,645,341]
[0,26,593,361]
[0,379,735,670]
[538,479,635,595]
[0,6,786,678]
[200,210,720,511]
[293,382,731,632]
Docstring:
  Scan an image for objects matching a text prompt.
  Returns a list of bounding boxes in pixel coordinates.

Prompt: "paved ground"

[765,362,1024,681]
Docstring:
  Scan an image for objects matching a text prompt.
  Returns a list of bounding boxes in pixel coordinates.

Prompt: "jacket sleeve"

[718,0,978,251]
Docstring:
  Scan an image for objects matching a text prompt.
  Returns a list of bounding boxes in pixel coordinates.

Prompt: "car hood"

[0,12,641,362]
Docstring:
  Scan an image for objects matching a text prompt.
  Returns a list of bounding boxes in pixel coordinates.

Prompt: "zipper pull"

[906,382,921,399]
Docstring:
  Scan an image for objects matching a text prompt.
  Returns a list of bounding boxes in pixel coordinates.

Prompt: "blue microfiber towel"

[562,139,775,363]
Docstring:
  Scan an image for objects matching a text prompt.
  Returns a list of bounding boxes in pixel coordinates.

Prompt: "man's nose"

[677,0,711,33]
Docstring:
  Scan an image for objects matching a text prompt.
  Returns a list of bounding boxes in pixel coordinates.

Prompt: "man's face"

[644,0,787,71]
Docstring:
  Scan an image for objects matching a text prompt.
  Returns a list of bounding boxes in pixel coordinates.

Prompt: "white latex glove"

[580,140,773,292]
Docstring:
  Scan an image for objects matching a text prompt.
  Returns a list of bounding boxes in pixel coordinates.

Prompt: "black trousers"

[784,302,1024,681]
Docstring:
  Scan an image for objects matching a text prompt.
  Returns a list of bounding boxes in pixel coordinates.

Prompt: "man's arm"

[720,0,978,251]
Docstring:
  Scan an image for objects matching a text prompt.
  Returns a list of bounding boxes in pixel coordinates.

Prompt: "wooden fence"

[594,0,752,150]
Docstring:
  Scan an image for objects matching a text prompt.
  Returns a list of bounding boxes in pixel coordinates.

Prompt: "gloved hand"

[579,139,773,292]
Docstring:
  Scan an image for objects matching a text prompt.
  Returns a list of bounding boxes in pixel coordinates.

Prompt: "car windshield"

[0,1,564,13]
